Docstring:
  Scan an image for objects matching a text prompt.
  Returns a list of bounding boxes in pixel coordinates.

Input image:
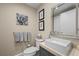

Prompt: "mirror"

[53,3,77,36]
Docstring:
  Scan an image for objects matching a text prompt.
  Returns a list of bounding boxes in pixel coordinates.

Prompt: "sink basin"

[44,38,72,55]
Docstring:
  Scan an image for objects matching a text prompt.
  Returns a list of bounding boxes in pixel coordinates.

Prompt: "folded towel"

[13,32,20,42]
[23,32,28,42]
[19,32,24,42]
[27,32,31,42]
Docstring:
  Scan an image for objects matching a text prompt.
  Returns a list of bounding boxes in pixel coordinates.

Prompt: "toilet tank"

[35,39,44,49]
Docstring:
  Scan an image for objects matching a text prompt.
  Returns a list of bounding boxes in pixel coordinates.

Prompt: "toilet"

[23,39,44,56]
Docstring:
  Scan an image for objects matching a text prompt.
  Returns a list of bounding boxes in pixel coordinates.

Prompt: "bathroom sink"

[44,38,72,55]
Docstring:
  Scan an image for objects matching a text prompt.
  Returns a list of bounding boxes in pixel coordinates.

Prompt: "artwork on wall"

[16,13,28,25]
[39,9,45,31]
[39,20,44,31]
[39,9,45,20]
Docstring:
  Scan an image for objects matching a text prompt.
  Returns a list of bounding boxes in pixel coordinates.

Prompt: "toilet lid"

[24,46,38,53]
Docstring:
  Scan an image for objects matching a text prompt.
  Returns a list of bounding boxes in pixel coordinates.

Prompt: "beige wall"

[0,3,38,55]
[37,3,57,39]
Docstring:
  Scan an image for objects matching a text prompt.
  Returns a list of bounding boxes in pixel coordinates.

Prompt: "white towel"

[27,32,31,42]
[13,32,20,42]
[23,32,27,42]
[19,32,24,42]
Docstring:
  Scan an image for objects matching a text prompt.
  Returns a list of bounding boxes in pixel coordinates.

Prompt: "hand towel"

[23,32,28,42]
[19,32,24,42]
[27,32,31,42]
[13,32,20,42]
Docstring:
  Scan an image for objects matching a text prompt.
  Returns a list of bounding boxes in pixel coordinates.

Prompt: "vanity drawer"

[39,46,55,56]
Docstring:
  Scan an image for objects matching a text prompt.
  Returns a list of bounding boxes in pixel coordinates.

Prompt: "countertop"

[40,42,79,56]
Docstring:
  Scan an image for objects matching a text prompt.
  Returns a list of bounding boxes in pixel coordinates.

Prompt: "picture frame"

[39,9,44,20]
[39,20,44,31]
[16,13,28,25]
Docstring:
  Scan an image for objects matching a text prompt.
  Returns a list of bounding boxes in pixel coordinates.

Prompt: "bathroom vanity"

[40,42,65,56]
[39,39,79,56]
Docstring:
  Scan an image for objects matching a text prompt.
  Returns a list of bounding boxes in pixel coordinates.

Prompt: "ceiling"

[26,3,41,9]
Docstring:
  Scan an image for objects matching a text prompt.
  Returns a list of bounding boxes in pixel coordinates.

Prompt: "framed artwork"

[39,20,44,31]
[16,13,28,25]
[39,9,44,20]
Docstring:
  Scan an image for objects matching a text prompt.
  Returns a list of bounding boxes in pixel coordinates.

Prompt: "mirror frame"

[52,3,79,37]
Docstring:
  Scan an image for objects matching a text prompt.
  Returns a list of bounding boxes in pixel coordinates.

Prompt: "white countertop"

[40,42,79,56]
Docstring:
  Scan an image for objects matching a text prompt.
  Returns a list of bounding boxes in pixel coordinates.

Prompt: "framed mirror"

[53,3,78,36]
